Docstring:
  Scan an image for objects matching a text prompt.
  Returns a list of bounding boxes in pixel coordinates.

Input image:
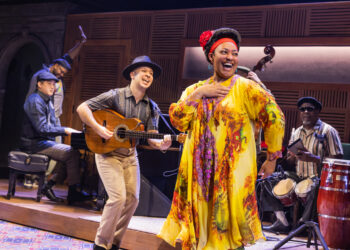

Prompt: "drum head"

[295,178,314,196]
[273,178,296,196]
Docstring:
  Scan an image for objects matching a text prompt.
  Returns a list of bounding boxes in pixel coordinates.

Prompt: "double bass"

[252,45,275,72]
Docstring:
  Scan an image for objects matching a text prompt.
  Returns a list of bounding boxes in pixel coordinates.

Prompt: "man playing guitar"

[77,55,172,250]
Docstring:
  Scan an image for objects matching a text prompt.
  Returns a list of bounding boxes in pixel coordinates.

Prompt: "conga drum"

[272,178,297,207]
[295,178,315,205]
[317,158,350,249]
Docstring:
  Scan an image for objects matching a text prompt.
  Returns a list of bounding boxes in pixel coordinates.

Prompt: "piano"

[70,132,89,151]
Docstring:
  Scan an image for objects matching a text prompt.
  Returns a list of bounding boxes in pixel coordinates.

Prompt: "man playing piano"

[20,71,90,204]
[76,55,172,250]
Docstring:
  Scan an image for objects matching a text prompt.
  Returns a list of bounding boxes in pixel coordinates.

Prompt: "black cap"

[122,55,162,80]
[37,71,59,82]
[297,97,322,111]
[53,58,71,70]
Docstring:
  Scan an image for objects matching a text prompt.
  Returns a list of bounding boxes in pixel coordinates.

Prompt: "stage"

[0,179,322,249]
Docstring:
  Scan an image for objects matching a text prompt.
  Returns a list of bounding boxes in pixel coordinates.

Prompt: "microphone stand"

[273,133,329,250]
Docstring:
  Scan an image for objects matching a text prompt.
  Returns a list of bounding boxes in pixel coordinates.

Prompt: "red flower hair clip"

[199,30,213,50]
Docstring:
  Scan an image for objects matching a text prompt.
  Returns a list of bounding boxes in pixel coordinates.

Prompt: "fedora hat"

[122,55,162,80]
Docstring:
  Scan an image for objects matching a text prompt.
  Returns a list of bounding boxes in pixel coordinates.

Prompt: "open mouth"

[223,63,233,70]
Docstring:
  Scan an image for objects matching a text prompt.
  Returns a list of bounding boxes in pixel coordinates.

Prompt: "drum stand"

[273,179,329,250]
[273,220,328,250]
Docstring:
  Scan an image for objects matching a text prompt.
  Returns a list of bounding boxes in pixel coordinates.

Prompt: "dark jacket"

[20,91,66,152]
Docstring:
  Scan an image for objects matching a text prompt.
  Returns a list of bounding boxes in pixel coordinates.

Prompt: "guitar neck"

[119,130,178,141]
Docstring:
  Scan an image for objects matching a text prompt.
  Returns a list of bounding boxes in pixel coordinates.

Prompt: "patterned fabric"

[289,119,343,178]
[158,75,285,250]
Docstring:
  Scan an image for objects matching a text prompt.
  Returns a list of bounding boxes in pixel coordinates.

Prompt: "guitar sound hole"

[117,128,126,139]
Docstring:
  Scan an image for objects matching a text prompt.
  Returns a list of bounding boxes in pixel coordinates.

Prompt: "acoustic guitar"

[84,109,186,154]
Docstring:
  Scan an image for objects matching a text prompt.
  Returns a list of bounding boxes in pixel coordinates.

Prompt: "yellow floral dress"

[158,75,285,250]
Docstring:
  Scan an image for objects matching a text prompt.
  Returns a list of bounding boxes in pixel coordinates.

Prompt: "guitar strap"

[149,99,177,135]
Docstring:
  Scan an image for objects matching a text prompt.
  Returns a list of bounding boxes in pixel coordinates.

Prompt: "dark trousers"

[37,142,81,185]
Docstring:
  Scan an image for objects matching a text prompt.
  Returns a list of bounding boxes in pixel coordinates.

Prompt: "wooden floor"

[0,179,180,250]
[0,179,324,250]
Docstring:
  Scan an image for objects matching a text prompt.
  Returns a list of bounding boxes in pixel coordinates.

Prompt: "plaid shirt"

[289,119,343,178]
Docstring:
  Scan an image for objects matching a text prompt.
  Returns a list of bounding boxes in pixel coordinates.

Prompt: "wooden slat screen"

[303,89,348,109]
[225,11,264,37]
[270,89,300,107]
[319,112,347,141]
[265,8,307,37]
[186,13,223,39]
[151,14,186,55]
[63,1,350,144]
[148,56,179,103]
[80,46,122,100]
[309,7,350,36]
[91,17,120,39]
[62,71,73,94]
[120,15,152,56]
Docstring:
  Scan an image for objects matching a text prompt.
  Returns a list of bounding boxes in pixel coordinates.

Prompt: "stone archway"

[0,34,50,169]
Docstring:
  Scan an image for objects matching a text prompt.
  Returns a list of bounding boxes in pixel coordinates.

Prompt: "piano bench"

[7,151,50,202]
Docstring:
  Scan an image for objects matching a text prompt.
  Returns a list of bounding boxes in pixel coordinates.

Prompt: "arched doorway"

[0,43,46,171]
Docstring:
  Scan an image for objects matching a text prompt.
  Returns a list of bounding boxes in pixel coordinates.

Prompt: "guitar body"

[85,109,144,154]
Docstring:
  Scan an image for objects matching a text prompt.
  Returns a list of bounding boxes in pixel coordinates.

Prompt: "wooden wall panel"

[186,13,223,39]
[303,89,348,109]
[147,56,179,112]
[62,38,131,133]
[319,112,347,141]
[265,8,307,37]
[266,82,350,144]
[151,14,186,55]
[80,45,122,99]
[91,17,120,39]
[120,15,152,56]
[270,89,300,107]
[309,6,350,36]
[63,1,350,144]
[225,10,264,37]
